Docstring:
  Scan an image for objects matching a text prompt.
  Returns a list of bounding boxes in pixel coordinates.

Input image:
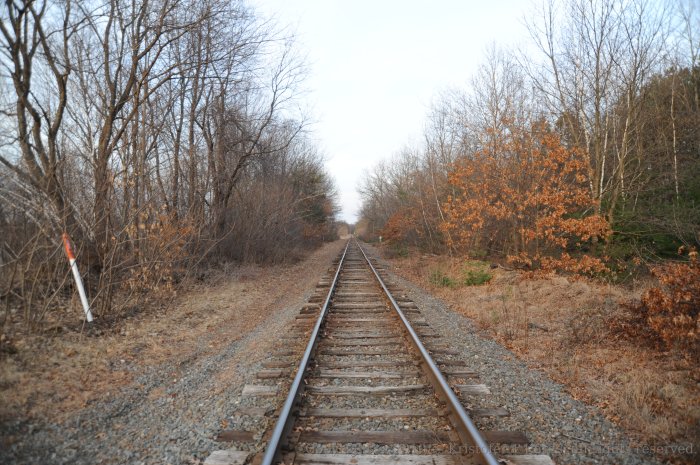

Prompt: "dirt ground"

[0,240,345,426]
[380,250,699,465]
[2,239,697,464]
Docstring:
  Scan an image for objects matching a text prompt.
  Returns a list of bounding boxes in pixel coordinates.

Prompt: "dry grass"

[385,250,699,464]
[0,240,345,424]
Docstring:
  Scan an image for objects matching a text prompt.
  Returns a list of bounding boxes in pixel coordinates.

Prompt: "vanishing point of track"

[211,240,555,465]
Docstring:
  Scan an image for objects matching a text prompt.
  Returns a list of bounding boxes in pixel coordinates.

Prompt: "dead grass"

[0,240,345,424]
[384,250,699,464]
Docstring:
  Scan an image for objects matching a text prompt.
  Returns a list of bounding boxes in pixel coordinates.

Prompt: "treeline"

[0,0,337,323]
[359,0,699,273]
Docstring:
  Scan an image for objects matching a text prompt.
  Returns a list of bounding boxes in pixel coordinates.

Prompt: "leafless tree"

[525,0,668,223]
[0,0,83,237]
[0,0,336,326]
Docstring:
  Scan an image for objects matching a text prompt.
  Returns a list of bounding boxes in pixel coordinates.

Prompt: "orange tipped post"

[62,233,94,322]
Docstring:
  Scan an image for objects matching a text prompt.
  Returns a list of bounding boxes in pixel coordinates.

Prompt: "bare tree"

[0,0,83,237]
[0,0,336,326]
[526,0,668,223]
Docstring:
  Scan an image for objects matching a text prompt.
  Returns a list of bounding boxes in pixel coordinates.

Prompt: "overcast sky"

[249,0,533,223]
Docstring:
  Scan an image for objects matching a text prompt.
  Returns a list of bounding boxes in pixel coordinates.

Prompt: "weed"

[462,260,492,286]
[429,269,456,287]
[429,261,492,288]
[463,269,492,285]
[391,244,409,258]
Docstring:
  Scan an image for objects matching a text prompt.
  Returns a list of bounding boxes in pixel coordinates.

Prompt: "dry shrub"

[380,210,416,244]
[442,121,610,275]
[619,248,699,356]
[564,302,611,346]
[0,223,74,331]
[122,211,195,293]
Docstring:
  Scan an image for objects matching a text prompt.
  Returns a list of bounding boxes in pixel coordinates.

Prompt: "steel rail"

[355,239,501,465]
[260,240,350,465]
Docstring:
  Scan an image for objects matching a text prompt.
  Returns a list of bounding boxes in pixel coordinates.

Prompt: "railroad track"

[206,240,555,465]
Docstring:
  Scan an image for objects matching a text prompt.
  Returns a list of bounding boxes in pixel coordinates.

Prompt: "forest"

[359,0,698,261]
[357,0,699,351]
[1,0,698,350]
[0,0,338,326]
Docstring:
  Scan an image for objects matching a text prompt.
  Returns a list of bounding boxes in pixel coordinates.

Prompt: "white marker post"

[62,233,94,322]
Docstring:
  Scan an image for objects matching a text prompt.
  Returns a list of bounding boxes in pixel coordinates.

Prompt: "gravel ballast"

[2,303,304,464]
[0,242,345,465]
[363,244,664,465]
[1,240,668,464]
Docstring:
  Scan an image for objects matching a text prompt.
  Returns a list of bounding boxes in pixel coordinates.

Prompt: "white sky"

[249,0,533,223]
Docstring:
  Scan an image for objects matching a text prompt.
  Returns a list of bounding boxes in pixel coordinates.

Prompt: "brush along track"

[206,241,554,465]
